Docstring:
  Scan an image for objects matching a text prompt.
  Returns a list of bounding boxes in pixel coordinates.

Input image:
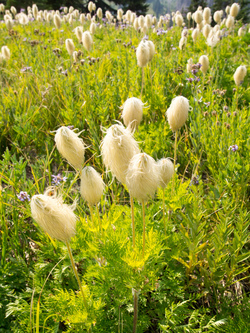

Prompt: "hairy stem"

[130,195,135,249]
[142,201,146,258]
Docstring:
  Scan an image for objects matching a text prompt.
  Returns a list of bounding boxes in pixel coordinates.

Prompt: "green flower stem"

[130,195,135,249]
[172,129,178,195]
[133,289,139,333]
[142,200,146,258]
[65,241,88,310]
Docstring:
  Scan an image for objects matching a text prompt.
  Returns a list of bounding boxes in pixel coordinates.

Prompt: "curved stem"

[66,241,88,310]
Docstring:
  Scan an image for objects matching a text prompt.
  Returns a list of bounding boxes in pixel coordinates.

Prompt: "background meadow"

[0,3,250,332]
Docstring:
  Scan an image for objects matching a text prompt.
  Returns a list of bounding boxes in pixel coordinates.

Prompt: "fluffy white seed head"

[187,12,192,21]
[238,27,245,37]
[82,31,93,52]
[1,46,10,60]
[19,13,29,25]
[194,11,203,24]
[32,4,38,19]
[179,36,187,50]
[199,55,209,74]
[213,11,222,24]
[133,18,139,30]
[203,7,211,23]
[117,8,123,21]
[75,26,83,41]
[90,22,96,34]
[187,58,193,73]
[226,15,234,29]
[206,31,220,47]
[146,40,155,61]
[0,4,5,12]
[97,8,102,19]
[175,14,183,27]
[54,13,61,29]
[126,10,132,22]
[65,39,75,56]
[157,158,174,188]
[138,15,145,28]
[136,40,149,68]
[166,96,189,132]
[88,1,94,12]
[126,153,159,203]
[192,28,199,42]
[233,65,247,86]
[55,126,85,171]
[80,13,85,24]
[5,18,13,30]
[145,14,152,29]
[80,166,105,205]
[10,6,16,16]
[230,3,240,17]
[121,97,144,130]
[31,189,76,242]
[226,6,230,15]
[202,24,211,38]
[101,123,140,184]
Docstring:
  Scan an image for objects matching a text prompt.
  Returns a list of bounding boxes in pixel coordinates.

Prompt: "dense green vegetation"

[0,4,249,333]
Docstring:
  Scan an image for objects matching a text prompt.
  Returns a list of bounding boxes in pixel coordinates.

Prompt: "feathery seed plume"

[166,96,189,132]
[80,166,105,205]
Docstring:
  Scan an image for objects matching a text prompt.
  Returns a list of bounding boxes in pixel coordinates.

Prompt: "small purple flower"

[190,176,199,186]
[20,8,25,13]
[17,191,30,202]
[187,77,194,83]
[67,125,74,130]
[228,145,238,152]
[52,174,67,186]
[23,38,27,42]
[192,69,199,75]
[204,102,210,107]
[21,66,32,73]
[195,77,201,82]
[61,69,68,76]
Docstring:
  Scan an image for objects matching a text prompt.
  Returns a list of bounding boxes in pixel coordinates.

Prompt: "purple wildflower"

[17,191,30,202]
[187,77,194,83]
[67,125,74,130]
[228,145,238,152]
[21,66,32,73]
[52,174,67,186]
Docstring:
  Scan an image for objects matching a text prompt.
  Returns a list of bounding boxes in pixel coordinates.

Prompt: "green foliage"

[0,6,249,333]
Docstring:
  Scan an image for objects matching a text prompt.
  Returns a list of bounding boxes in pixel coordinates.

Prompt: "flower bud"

[80,166,105,205]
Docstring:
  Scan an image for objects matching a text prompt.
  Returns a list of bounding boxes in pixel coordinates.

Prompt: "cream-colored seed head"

[75,26,83,41]
[199,55,209,74]
[226,15,235,29]
[101,123,140,184]
[65,39,75,56]
[97,8,102,19]
[238,27,245,37]
[54,13,61,29]
[233,65,247,86]
[82,31,93,52]
[175,14,183,27]
[126,10,132,22]
[126,153,159,203]
[206,31,220,47]
[5,18,13,30]
[192,28,199,42]
[138,15,145,28]
[187,12,192,21]
[117,8,123,21]
[213,11,221,24]
[80,166,105,205]
[166,96,189,132]
[10,6,16,16]
[69,6,74,13]
[1,46,10,60]
[19,13,29,25]
[32,4,38,19]
[202,24,211,38]
[145,14,152,29]
[226,6,230,15]
[55,126,85,171]
[80,13,85,24]
[146,40,155,61]
[88,1,94,12]
[187,58,193,73]
[0,53,4,63]
[90,22,96,34]
[73,51,78,62]
[0,4,5,12]
[121,97,144,130]
[30,190,76,243]
[194,11,203,24]
[87,13,91,21]
[203,7,210,23]
[157,158,174,188]
[179,36,187,50]
[230,3,240,17]
[136,40,149,68]
[64,7,68,14]
[131,12,136,24]
[133,18,139,30]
